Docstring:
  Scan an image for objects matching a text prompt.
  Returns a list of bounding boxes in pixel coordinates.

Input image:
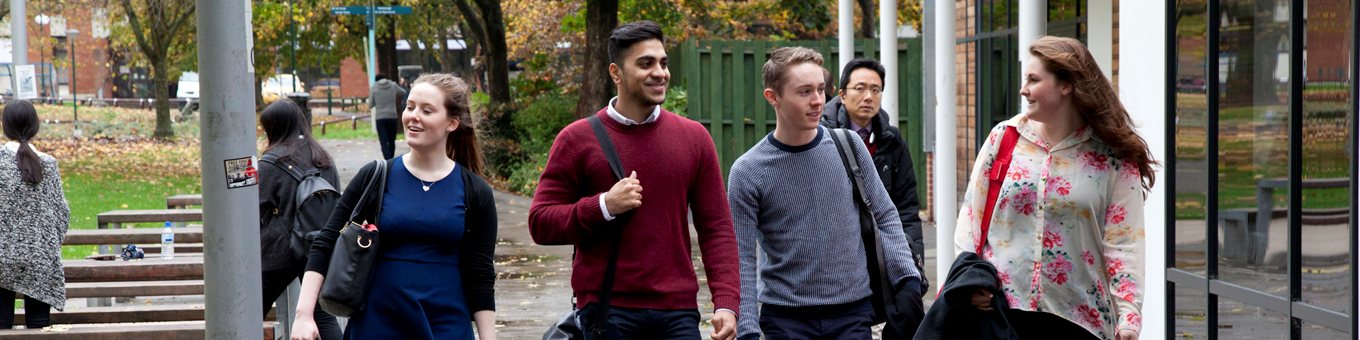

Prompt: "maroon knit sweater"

[528,109,740,312]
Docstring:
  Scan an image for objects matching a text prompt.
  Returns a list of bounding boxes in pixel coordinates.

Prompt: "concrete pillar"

[197,0,264,337]
[880,0,899,126]
[1089,0,1114,79]
[839,0,854,76]
[1120,1,1167,338]
[10,0,26,97]
[932,0,957,285]
[1019,0,1047,113]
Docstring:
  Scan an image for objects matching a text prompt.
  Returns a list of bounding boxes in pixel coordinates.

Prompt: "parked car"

[177,72,199,98]
[262,74,306,103]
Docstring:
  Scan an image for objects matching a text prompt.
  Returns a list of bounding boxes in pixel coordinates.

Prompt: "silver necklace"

[418,178,435,191]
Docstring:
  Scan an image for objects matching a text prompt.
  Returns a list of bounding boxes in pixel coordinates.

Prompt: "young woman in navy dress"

[291,73,498,340]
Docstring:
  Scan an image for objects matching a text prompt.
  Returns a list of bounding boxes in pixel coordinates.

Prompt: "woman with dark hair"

[953,36,1153,340]
[0,100,69,329]
[258,99,342,339]
[291,73,498,340]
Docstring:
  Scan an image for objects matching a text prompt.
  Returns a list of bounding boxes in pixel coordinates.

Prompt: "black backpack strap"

[259,152,306,182]
[584,115,626,336]
[830,128,895,324]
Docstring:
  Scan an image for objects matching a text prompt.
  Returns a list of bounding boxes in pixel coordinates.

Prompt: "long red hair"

[1030,36,1157,191]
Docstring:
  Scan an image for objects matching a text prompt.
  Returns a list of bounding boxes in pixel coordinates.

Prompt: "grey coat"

[368,79,407,120]
[0,143,69,310]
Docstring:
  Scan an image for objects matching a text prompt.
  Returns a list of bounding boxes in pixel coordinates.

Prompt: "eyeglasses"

[847,85,883,96]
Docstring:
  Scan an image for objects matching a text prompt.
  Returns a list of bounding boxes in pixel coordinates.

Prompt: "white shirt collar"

[605,97,661,125]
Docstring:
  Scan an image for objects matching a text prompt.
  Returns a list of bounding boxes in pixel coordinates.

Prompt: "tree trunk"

[479,0,510,107]
[857,0,876,39]
[377,16,398,79]
[152,59,174,138]
[574,0,618,118]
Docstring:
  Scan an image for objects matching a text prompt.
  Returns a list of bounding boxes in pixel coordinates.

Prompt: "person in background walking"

[954,36,1151,340]
[528,21,740,340]
[0,100,69,330]
[370,74,407,160]
[258,99,342,339]
[820,58,929,297]
[292,73,498,339]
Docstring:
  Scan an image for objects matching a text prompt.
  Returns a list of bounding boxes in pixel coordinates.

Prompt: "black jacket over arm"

[914,252,1018,340]
[304,160,498,312]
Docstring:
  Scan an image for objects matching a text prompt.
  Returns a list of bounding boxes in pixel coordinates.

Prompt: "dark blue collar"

[766,127,824,154]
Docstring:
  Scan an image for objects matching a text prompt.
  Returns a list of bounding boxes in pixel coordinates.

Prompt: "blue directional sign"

[330,6,412,15]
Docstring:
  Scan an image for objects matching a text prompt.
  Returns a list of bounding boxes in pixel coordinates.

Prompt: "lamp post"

[68,29,80,138]
[34,14,50,99]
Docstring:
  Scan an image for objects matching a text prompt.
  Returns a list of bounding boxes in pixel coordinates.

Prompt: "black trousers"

[577,303,701,340]
[263,265,342,340]
[758,298,876,340]
[0,288,50,329]
[375,118,401,160]
[1005,309,1099,340]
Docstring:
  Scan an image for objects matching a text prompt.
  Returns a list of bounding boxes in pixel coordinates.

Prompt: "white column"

[1019,0,1047,113]
[1089,0,1114,79]
[933,0,957,286]
[839,0,855,76]
[880,0,899,126]
[1120,2,1166,339]
[10,0,26,94]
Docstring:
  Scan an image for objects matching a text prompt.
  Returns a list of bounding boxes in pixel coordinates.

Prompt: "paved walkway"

[319,138,941,339]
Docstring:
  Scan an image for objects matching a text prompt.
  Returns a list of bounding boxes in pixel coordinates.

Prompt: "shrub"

[513,92,579,156]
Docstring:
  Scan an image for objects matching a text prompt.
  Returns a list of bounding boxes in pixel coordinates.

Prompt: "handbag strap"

[348,159,388,224]
[978,126,1020,255]
[829,128,895,320]
[585,115,626,335]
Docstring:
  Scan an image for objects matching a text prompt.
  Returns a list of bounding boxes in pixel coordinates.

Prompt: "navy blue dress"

[344,157,472,339]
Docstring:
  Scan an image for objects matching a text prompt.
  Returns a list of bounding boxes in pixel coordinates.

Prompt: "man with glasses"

[821,59,927,339]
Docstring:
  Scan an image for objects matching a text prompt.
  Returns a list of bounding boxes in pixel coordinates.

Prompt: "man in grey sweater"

[728,47,922,340]
[368,74,407,160]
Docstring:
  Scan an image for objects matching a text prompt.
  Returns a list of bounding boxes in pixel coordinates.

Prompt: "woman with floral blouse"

[953,36,1154,340]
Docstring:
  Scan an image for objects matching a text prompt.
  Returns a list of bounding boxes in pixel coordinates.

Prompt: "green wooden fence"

[680,38,924,202]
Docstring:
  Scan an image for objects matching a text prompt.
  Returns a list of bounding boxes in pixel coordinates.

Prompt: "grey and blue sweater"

[727,126,921,337]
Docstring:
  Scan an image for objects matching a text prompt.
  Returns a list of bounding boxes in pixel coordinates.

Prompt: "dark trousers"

[264,265,342,340]
[577,303,701,340]
[759,298,876,340]
[0,288,50,329]
[375,118,400,160]
[1005,309,1099,340]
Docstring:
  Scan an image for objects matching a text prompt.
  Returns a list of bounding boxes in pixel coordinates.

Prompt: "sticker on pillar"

[224,156,259,189]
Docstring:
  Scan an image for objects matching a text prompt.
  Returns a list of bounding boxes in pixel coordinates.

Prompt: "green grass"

[60,173,202,260]
[313,117,377,140]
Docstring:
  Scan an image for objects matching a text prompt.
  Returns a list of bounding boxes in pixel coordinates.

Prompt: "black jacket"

[304,160,499,312]
[914,252,1019,340]
[258,150,340,272]
[821,96,926,281]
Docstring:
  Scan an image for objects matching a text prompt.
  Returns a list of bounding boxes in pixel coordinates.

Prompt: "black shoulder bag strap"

[584,115,627,336]
[829,128,896,324]
[259,152,306,182]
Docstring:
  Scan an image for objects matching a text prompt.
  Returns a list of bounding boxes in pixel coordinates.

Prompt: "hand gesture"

[710,309,736,340]
[604,171,643,216]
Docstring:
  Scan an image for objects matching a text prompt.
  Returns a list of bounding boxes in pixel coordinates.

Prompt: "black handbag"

[829,128,924,339]
[543,115,628,340]
[318,159,387,317]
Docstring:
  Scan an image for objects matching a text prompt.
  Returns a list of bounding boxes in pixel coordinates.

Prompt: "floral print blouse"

[953,117,1145,339]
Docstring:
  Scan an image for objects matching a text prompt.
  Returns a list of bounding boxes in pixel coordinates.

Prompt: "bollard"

[327,90,333,116]
[351,116,357,129]
[320,121,327,135]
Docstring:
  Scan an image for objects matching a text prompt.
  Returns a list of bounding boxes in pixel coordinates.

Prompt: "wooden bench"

[1219,177,1349,264]
[13,304,277,325]
[94,209,202,254]
[166,194,203,209]
[65,280,204,298]
[64,227,204,246]
[64,257,204,283]
[0,320,276,340]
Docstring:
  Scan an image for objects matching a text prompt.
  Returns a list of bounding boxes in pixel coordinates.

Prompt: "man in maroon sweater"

[528,21,740,340]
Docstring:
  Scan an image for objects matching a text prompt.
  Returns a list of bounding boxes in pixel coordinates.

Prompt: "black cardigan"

[304,160,498,312]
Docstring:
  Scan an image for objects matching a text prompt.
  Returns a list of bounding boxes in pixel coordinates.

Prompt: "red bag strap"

[978,126,1020,255]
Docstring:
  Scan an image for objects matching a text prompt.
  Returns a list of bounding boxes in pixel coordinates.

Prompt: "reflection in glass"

[1173,287,1209,339]
[1299,0,1353,316]
[1217,297,1288,339]
[1174,1,1209,275]
[1215,0,1290,296]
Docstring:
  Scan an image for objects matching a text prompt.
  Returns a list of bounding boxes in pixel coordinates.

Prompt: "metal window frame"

[1166,0,1359,338]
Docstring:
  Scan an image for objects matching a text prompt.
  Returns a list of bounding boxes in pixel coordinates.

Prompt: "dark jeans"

[1005,309,1099,340]
[264,266,342,340]
[758,298,875,340]
[577,303,701,340]
[0,289,50,329]
[375,118,400,160]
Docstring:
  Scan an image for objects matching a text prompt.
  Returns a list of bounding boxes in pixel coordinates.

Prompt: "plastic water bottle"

[161,221,175,259]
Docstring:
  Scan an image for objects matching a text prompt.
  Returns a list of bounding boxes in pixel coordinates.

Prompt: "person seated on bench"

[258,100,343,339]
[0,100,70,329]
